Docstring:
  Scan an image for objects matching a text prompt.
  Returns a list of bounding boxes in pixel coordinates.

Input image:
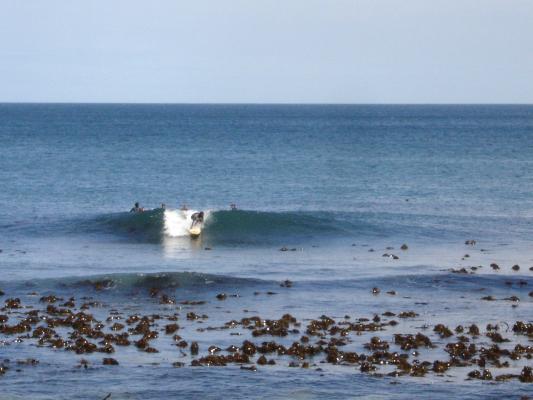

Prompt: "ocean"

[0,104,532,399]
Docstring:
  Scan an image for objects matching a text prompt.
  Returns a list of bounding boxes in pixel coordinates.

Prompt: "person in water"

[190,211,204,228]
[130,202,143,213]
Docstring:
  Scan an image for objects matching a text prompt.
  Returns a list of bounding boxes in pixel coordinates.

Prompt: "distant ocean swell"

[4,270,530,296]
[0,271,269,294]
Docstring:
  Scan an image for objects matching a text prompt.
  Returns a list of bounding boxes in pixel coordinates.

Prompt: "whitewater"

[163,208,211,237]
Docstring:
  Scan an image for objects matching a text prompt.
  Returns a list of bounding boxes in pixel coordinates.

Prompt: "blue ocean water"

[0,104,532,399]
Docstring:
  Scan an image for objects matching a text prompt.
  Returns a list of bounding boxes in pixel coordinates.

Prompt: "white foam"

[163,209,210,237]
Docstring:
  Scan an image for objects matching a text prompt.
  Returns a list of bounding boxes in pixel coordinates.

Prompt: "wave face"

[90,208,166,241]
[81,209,366,245]
[68,271,263,291]
[1,271,268,295]
[8,207,528,247]
[59,208,515,245]
[200,210,351,244]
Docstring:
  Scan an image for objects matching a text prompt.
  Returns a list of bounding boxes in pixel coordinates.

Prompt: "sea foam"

[163,209,210,237]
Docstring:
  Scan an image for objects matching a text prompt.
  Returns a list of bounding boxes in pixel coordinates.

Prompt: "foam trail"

[163,209,210,237]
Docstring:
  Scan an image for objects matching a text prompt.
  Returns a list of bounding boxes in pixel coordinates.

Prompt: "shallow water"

[0,104,532,398]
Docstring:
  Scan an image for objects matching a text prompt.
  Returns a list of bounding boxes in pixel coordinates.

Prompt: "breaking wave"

[86,208,366,244]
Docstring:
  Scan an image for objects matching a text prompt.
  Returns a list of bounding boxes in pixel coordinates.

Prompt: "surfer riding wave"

[190,211,204,229]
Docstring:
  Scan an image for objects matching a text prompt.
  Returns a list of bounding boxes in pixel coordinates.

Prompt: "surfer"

[190,211,204,228]
[130,202,143,213]
[230,203,237,210]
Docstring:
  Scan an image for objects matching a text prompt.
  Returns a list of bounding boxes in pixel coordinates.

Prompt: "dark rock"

[39,295,61,304]
[520,366,533,383]
[241,340,257,356]
[364,336,389,351]
[432,360,450,373]
[190,341,199,355]
[159,294,175,305]
[486,332,509,343]
[398,311,418,318]
[145,347,158,353]
[468,324,480,336]
[360,361,376,372]
[165,323,179,334]
[111,323,125,331]
[446,342,476,359]
[434,324,453,338]
[394,333,433,350]
[450,268,469,274]
[481,369,493,380]
[4,298,21,309]
[495,374,517,382]
[503,296,520,302]
[257,355,267,365]
[16,358,39,366]
[208,346,221,354]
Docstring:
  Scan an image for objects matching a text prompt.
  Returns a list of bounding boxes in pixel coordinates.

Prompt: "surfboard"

[188,226,202,238]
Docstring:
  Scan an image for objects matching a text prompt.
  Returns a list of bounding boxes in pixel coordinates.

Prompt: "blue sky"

[1,0,532,103]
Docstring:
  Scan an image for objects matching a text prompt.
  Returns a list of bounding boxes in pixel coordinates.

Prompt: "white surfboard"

[188,226,202,238]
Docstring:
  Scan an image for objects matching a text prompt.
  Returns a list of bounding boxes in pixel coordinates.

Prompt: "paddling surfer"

[130,202,144,213]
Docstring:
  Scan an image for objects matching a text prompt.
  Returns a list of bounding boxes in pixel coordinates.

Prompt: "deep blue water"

[0,104,532,399]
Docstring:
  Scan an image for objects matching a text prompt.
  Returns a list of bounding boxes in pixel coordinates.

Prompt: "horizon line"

[0,101,532,106]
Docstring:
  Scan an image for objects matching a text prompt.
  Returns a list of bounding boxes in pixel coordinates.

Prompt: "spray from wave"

[163,209,211,237]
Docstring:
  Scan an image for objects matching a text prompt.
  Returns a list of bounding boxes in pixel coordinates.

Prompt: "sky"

[1,0,532,103]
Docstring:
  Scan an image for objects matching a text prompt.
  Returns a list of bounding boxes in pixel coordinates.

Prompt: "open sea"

[0,104,532,399]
